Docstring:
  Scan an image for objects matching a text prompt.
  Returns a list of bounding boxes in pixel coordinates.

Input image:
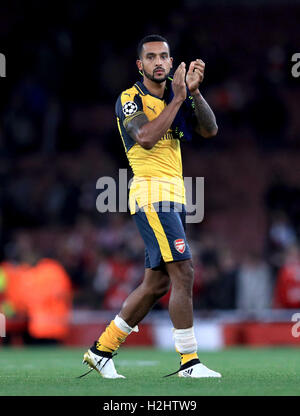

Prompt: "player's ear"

[170,57,173,68]
[136,59,143,73]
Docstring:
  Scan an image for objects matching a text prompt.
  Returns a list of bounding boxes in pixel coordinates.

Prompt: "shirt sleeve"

[115,90,145,129]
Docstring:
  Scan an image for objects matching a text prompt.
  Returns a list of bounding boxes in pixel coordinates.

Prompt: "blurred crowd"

[1,0,300,331]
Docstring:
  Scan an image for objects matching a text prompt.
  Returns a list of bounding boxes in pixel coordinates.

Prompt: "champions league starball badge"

[122,101,138,116]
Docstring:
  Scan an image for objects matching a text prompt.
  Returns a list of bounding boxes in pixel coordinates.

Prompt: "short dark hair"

[137,34,170,58]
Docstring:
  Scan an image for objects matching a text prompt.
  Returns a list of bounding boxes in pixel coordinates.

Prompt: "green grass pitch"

[0,346,299,396]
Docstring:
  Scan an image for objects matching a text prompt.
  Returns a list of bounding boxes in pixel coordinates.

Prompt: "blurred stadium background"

[0,0,300,351]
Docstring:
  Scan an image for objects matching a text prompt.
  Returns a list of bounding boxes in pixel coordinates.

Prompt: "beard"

[142,67,170,84]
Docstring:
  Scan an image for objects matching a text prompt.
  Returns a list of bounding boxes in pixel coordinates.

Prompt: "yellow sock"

[180,352,199,365]
[96,320,128,353]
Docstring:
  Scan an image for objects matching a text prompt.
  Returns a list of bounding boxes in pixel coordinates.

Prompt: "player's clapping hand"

[172,62,187,103]
[186,59,205,94]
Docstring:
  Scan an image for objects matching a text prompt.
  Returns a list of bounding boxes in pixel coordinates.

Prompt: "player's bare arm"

[186,59,218,138]
[126,63,187,150]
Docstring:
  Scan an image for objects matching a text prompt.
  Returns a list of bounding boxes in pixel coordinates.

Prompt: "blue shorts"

[133,201,192,269]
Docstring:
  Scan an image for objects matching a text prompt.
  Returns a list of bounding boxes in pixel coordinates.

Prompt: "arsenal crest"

[174,238,185,254]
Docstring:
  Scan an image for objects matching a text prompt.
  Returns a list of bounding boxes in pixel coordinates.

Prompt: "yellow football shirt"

[115,80,186,214]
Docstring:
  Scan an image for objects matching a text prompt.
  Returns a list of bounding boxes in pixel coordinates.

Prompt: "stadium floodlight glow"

[96,169,204,223]
[0,313,6,337]
[0,53,6,77]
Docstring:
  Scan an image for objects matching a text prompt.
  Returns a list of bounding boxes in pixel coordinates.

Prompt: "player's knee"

[143,276,170,299]
[155,279,171,298]
[171,261,194,292]
[174,260,194,279]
